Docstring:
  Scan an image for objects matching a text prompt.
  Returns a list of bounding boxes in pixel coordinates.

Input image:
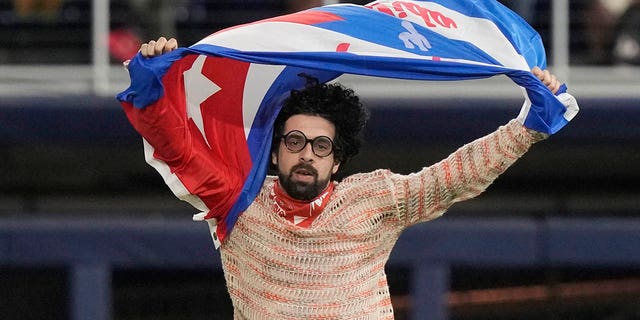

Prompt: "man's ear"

[271,151,278,166]
[331,160,340,175]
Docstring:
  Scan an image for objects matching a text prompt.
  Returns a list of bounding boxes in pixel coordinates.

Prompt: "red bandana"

[271,180,334,228]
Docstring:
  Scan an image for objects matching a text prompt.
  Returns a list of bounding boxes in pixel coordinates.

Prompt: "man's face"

[272,114,340,200]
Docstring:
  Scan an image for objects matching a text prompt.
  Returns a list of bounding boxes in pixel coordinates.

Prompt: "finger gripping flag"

[117,0,576,247]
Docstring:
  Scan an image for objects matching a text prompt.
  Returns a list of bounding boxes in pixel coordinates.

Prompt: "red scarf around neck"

[271,180,334,228]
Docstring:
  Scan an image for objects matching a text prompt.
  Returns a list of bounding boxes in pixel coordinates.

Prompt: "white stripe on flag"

[379,0,529,70]
[143,139,209,212]
[242,63,287,139]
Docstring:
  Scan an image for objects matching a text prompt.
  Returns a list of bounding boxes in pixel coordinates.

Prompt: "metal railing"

[1,0,639,99]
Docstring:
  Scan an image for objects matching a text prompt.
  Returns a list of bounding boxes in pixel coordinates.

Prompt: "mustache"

[290,163,318,177]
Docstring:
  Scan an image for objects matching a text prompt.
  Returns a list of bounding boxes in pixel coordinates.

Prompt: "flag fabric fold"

[117,0,576,247]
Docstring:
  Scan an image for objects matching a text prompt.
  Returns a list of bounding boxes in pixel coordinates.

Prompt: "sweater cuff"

[526,128,550,143]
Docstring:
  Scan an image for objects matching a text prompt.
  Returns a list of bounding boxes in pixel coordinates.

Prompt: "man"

[129,36,571,319]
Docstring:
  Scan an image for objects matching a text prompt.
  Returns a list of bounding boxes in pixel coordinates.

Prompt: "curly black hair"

[272,75,369,170]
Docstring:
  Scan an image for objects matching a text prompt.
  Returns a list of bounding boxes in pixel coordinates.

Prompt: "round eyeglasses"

[279,130,335,157]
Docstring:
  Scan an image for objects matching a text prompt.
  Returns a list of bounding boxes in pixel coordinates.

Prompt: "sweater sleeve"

[392,119,543,227]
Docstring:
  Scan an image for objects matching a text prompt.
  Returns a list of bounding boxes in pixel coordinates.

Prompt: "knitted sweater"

[219,120,541,319]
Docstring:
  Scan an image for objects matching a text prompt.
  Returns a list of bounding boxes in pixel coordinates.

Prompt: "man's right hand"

[123,37,178,69]
[140,37,178,58]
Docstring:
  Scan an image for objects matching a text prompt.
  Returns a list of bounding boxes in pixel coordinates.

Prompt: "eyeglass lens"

[283,130,333,157]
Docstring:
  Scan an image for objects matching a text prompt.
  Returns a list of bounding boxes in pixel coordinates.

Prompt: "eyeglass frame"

[277,130,337,158]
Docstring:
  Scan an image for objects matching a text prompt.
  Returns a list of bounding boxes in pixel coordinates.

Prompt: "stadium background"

[1,0,639,319]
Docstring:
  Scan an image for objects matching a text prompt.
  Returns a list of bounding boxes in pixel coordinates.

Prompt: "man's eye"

[287,135,305,146]
[316,143,329,150]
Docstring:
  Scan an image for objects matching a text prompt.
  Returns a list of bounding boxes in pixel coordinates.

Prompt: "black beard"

[278,163,328,201]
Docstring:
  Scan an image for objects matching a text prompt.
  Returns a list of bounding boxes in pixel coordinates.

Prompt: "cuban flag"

[117,0,578,247]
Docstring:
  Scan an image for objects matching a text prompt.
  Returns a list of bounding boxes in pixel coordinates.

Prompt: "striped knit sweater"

[219,120,543,319]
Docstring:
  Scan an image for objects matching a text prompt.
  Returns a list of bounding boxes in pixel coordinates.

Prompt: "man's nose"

[298,142,315,162]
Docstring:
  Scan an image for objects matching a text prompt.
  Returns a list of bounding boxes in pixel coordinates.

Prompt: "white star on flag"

[183,55,221,148]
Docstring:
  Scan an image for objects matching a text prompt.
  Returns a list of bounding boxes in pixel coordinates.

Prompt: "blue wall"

[1,217,639,320]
